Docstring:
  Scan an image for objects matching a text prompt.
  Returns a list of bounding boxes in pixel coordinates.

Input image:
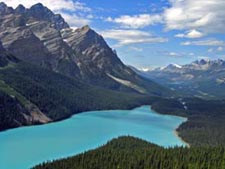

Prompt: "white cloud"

[164,51,184,57]
[181,39,225,46]
[217,46,224,51]
[157,50,190,58]
[101,29,168,47]
[208,48,214,53]
[175,30,204,38]
[3,0,91,27]
[168,52,180,57]
[61,13,90,28]
[198,56,210,60]
[129,47,143,52]
[164,0,225,34]
[106,14,163,29]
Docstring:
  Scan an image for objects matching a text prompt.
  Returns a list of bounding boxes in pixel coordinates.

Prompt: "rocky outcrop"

[61,26,135,87]
[0,2,14,15]
[27,3,69,30]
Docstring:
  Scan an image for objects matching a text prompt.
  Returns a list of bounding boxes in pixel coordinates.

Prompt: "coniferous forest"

[34,136,225,169]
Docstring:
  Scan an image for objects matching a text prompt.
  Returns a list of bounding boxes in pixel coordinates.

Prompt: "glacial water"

[0,106,187,169]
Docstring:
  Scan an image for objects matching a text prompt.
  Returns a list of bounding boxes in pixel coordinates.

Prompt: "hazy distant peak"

[167,63,182,69]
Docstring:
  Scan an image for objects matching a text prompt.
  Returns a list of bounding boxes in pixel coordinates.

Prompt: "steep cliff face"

[61,26,134,88]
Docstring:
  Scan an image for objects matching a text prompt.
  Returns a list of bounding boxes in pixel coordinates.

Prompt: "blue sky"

[3,0,225,69]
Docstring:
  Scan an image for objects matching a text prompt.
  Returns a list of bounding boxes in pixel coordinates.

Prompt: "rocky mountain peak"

[167,63,182,69]
[0,2,14,15]
[27,3,69,30]
[75,25,96,36]
[0,3,168,95]
[80,25,91,32]
[193,59,210,65]
[29,3,54,19]
[0,2,6,8]
[15,4,26,14]
[30,3,45,10]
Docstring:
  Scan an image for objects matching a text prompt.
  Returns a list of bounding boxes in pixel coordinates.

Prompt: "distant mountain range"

[134,59,225,99]
[0,2,172,131]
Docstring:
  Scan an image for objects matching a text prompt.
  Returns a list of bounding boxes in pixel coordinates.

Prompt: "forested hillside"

[34,136,225,169]
[0,61,152,131]
[150,97,225,146]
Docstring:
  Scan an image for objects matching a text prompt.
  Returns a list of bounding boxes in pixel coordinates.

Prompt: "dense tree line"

[0,90,29,130]
[151,97,225,146]
[34,136,225,169]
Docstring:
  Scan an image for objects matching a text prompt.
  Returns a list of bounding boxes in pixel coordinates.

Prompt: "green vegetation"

[0,90,29,130]
[151,97,225,146]
[34,136,225,169]
[0,62,151,131]
[0,80,30,105]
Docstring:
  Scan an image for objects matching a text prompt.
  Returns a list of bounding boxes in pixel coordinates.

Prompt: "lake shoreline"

[0,105,188,169]
[174,129,190,148]
[0,105,191,148]
[0,104,145,132]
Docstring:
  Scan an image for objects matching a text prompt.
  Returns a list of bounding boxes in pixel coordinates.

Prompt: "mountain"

[0,2,14,15]
[0,2,170,96]
[137,59,225,99]
[0,3,173,131]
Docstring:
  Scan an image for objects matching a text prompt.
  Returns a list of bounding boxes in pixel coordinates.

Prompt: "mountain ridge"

[136,59,225,98]
[0,2,171,96]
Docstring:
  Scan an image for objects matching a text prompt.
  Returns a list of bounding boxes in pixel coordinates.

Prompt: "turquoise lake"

[0,106,187,169]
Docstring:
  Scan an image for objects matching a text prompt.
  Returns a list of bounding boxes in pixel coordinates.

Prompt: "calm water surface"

[0,106,187,169]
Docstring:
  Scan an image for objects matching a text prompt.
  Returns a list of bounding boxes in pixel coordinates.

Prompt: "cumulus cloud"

[3,0,91,27]
[181,39,225,46]
[175,30,204,39]
[100,29,168,47]
[106,14,163,29]
[105,0,225,38]
[217,46,224,51]
[164,0,225,35]
[61,13,90,29]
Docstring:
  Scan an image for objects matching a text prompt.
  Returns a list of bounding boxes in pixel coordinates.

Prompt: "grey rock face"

[61,26,134,82]
[0,2,14,15]
[0,40,4,52]
[27,3,69,30]
[6,29,53,67]
[15,4,26,14]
